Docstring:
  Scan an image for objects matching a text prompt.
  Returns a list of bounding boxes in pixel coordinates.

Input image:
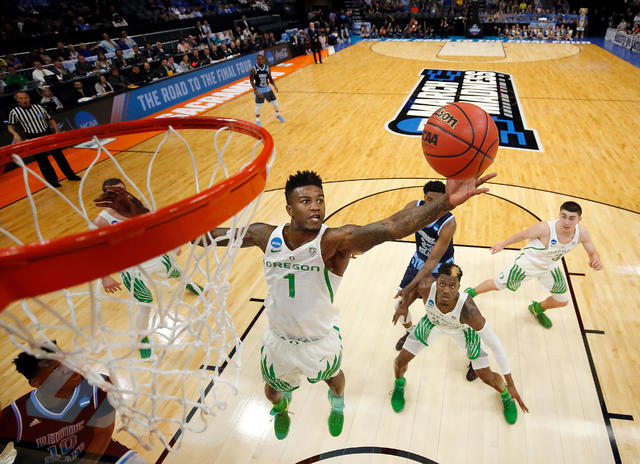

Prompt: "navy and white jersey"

[413,200,455,267]
[0,379,134,463]
[253,64,270,88]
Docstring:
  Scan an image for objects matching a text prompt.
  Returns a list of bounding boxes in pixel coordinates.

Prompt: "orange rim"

[0,117,273,311]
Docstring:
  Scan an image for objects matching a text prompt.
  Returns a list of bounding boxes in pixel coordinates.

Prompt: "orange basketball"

[421,102,499,179]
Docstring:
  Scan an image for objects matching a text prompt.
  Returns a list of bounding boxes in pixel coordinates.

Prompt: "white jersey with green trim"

[263,224,342,339]
[520,219,579,269]
[424,282,468,334]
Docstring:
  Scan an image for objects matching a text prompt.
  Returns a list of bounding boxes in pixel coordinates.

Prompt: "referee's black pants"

[311,43,322,63]
[26,132,77,185]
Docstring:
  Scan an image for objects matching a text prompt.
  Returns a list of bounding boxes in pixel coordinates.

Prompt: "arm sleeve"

[477,322,510,376]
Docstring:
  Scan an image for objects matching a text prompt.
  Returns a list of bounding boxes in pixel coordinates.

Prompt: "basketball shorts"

[402,315,490,371]
[254,86,276,103]
[120,253,181,303]
[397,254,454,289]
[494,254,569,302]
[260,326,342,392]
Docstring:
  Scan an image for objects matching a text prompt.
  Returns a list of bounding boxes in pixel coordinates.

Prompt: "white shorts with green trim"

[402,316,490,371]
[260,326,342,392]
[495,255,569,302]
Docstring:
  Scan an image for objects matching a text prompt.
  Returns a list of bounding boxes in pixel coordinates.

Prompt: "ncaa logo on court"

[386,69,542,151]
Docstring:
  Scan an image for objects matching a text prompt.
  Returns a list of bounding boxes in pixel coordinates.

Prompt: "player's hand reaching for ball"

[94,186,149,218]
[445,172,497,207]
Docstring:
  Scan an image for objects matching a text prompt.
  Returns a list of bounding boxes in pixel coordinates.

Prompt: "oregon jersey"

[520,219,579,269]
[263,224,341,339]
[423,282,468,334]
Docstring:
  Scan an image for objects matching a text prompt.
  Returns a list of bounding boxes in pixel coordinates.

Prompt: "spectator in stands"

[23,49,42,68]
[0,74,7,93]
[94,53,112,73]
[52,60,71,81]
[5,53,22,69]
[5,66,28,89]
[38,48,54,65]
[126,65,146,87]
[53,42,70,61]
[121,31,137,48]
[220,44,232,58]
[108,68,127,92]
[32,61,55,87]
[201,47,215,64]
[74,55,95,76]
[228,41,239,56]
[141,62,154,82]
[127,45,146,66]
[75,16,91,32]
[179,55,193,72]
[152,42,167,60]
[94,33,118,53]
[39,86,64,112]
[77,43,93,58]
[95,74,114,96]
[167,56,183,73]
[112,49,127,70]
[177,39,192,54]
[71,80,95,102]
[155,59,173,78]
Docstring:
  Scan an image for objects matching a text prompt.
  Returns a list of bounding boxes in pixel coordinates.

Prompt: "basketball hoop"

[0,117,274,451]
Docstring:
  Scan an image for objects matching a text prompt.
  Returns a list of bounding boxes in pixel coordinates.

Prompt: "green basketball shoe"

[501,388,518,424]
[391,377,406,413]
[139,336,151,359]
[270,391,292,440]
[327,390,345,437]
[528,301,552,328]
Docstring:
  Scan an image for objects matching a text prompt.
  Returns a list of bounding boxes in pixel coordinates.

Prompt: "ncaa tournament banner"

[386,69,542,151]
[111,44,294,122]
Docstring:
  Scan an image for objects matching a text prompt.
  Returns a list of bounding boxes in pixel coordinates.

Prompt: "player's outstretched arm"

[491,221,546,254]
[340,174,495,256]
[93,187,149,218]
[194,222,276,252]
[579,226,603,270]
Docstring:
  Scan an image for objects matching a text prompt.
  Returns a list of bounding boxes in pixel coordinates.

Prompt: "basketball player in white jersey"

[195,170,496,440]
[465,201,603,330]
[93,178,202,358]
[0,344,147,464]
[249,53,284,126]
[391,263,528,424]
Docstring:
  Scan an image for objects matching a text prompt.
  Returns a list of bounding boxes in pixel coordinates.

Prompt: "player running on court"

[392,181,456,351]
[249,53,284,126]
[391,263,528,424]
[195,170,495,440]
[464,201,603,329]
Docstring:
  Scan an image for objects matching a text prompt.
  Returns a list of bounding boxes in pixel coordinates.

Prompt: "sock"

[255,102,263,121]
[500,386,511,400]
[272,100,280,114]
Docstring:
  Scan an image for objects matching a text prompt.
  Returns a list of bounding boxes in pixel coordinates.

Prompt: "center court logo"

[386,69,541,151]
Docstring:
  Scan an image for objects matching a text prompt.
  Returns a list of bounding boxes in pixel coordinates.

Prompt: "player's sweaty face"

[288,185,325,231]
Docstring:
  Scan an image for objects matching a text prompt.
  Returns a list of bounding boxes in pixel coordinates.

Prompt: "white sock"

[135,305,151,331]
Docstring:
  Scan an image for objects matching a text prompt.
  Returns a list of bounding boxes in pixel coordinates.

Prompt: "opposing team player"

[249,53,285,126]
[464,201,603,329]
[392,181,456,351]
[391,263,528,424]
[0,344,146,463]
[194,170,495,440]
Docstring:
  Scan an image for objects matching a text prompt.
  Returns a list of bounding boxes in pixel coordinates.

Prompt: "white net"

[0,122,274,451]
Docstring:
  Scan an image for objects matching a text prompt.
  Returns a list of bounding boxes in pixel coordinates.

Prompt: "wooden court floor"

[1,41,639,463]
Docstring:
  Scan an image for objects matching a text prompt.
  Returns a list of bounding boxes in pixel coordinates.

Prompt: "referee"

[7,91,80,188]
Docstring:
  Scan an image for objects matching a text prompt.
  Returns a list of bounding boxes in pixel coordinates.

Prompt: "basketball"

[421,102,499,179]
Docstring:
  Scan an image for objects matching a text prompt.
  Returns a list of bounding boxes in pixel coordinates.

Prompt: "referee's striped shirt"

[8,104,52,135]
